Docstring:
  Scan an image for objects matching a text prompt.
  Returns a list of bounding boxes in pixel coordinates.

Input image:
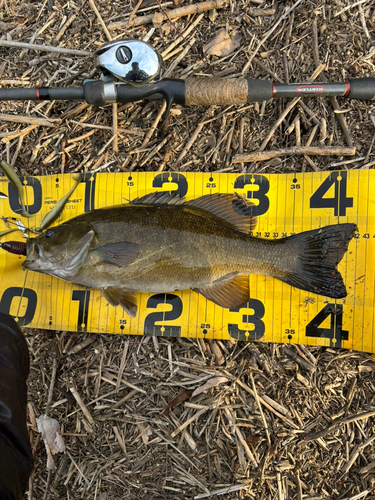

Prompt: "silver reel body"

[96,40,163,85]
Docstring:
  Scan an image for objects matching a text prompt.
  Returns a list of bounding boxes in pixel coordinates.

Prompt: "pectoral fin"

[91,242,139,267]
[193,274,250,309]
[102,287,138,317]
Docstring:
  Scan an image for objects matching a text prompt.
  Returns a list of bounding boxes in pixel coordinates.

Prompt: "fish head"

[23,221,95,280]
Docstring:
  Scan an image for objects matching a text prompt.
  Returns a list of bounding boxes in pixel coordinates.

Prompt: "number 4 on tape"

[310,171,353,216]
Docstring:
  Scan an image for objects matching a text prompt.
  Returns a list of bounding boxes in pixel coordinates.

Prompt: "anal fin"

[102,286,122,307]
[102,287,138,317]
[119,291,137,318]
[193,274,249,309]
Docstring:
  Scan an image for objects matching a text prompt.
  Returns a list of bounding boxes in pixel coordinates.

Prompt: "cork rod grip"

[184,78,274,106]
[185,78,248,106]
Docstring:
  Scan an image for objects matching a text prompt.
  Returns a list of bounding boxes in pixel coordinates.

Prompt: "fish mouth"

[22,240,43,271]
[23,240,59,273]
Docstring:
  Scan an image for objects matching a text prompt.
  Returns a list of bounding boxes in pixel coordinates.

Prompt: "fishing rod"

[0,39,374,119]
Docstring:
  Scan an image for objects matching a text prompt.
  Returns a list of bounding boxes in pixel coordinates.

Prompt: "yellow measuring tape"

[0,170,374,352]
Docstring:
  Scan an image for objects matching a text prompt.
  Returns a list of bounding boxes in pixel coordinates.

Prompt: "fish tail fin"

[280,223,357,298]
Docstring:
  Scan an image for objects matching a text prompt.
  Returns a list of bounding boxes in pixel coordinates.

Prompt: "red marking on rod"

[272,84,275,98]
[36,89,40,100]
[344,82,350,97]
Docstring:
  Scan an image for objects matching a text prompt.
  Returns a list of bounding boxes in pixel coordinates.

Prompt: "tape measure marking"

[0,171,373,352]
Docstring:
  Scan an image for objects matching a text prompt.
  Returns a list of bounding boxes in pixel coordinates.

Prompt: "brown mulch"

[0,0,375,498]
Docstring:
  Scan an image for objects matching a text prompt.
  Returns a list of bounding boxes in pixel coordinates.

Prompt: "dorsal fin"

[131,191,257,234]
[186,193,257,233]
[131,191,185,205]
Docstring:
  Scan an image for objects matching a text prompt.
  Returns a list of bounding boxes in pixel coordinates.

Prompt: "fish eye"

[45,229,55,238]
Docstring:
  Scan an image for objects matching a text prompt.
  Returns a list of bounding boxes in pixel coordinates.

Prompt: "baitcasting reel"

[96,39,163,85]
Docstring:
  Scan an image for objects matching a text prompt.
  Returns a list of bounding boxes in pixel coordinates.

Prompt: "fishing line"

[16,270,30,323]
[20,178,34,313]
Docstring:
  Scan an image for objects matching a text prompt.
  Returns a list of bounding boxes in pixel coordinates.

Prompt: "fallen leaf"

[152,12,164,28]
[161,24,171,36]
[209,9,218,22]
[36,416,66,470]
[161,388,194,416]
[191,376,229,398]
[245,433,261,446]
[203,28,241,57]
[0,18,26,32]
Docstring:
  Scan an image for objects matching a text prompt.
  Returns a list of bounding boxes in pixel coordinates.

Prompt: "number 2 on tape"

[144,293,182,337]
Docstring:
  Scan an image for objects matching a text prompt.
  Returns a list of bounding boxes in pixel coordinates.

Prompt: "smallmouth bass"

[22,192,357,317]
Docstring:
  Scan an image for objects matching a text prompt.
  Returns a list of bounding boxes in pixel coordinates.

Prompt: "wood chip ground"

[0,0,375,498]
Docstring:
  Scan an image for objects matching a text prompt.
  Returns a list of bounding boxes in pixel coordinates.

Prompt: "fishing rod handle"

[346,78,375,100]
[184,77,375,105]
[82,77,375,111]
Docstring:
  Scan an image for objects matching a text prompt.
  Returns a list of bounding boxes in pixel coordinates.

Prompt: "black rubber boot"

[0,313,33,499]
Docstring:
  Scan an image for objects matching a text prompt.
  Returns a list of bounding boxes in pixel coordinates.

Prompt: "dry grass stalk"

[2,124,39,144]
[128,0,144,27]
[0,39,90,56]
[108,0,227,29]
[161,14,204,58]
[69,387,95,426]
[242,0,304,73]
[55,15,76,42]
[233,146,356,163]
[87,0,112,40]
[0,114,60,127]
